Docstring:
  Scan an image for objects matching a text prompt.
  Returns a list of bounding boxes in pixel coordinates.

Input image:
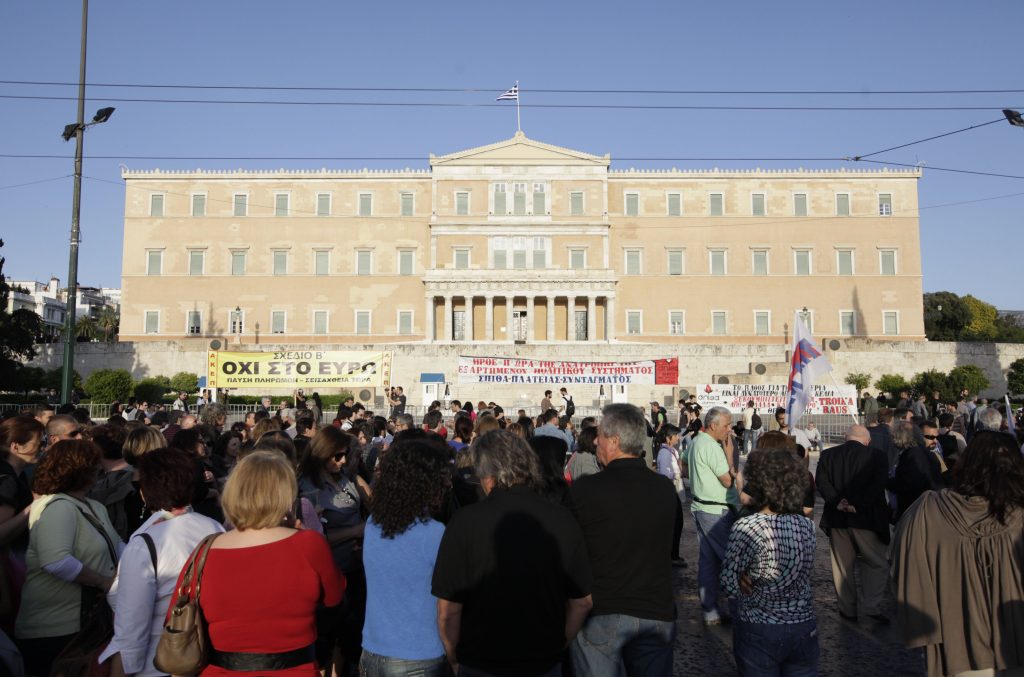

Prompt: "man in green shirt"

[686,406,739,625]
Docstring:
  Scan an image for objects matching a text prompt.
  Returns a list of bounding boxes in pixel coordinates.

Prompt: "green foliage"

[97,306,119,342]
[947,364,990,397]
[1008,358,1024,396]
[912,369,952,399]
[844,372,871,392]
[83,369,134,403]
[923,292,970,341]
[962,295,999,340]
[0,240,44,387]
[169,372,199,394]
[874,373,910,397]
[134,376,171,403]
[75,315,98,341]
[43,367,81,392]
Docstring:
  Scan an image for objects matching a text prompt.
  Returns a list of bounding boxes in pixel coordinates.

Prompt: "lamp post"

[231,306,242,344]
[59,0,114,405]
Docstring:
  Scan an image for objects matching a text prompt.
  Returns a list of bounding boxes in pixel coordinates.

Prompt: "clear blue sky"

[2,0,1022,308]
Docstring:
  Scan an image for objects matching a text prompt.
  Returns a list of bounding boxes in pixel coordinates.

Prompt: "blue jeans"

[359,649,447,677]
[733,619,819,677]
[571,613,675,677]
[692,508,737,617]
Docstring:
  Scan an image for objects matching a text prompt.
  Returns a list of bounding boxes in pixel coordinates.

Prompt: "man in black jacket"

[816,425,892,624]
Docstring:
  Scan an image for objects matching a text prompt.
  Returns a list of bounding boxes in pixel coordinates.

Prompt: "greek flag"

[496,82,519,101]
[786,313,832,427]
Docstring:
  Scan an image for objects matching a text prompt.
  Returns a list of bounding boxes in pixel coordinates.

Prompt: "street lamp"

[1003,109,1024,128]
[59,0,114,405]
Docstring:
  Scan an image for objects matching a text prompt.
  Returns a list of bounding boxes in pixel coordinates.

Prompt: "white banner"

[457,355,679,385]
[694,383,857,415]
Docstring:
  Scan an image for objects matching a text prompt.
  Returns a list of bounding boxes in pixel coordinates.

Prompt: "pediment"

[431,131,610,167]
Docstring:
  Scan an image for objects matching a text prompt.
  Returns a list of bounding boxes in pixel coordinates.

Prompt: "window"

[355,311,371,335]
[836,193,850,217]
[752,250,768,276]
[794,193,807,217]
[455,191,469,216]
[273,250,288,276]
[709,193,724,216]
[667,192,682,216]
[144,311,159,334]
[513,183,527,215]
[231,251,246,276]
[880,249,897,276]
[191,194,206,217]
[532,238,547,268]
[188,250,205,276]
[233,193,247,217]
[316,193,331,217]
[453,311,465,341]
[150,194,164,217]
[357,250,372,275]
[275,193,289,217]
[533,183,545,214]
[883,311,899,335]
[146,250,162,276]
[358,193,373,217]
[751,193,765,216]
[398,311,413,336]
[794,249,811,276]
[314,250,330,276]
[626,311,642,335]
[878,193,892,216]
[625,249,642,275]
[454,248,470,270]
[493,184,506,214]
[624,192,639,217]
[569,248,586,270]
[840,311,856,336]
[712,311,727,336]
[667,249,684,275]
[271,311,286,334]
[398,249,414,275]
[570,191,584,216]
[400,192,414,216]
[837,249,854,276]
[669,311,685,336]
[187,311,201,335]
[512,238,527,269]
[494,249,508,269]
[313,311,328,335]
[709,249,726,275]
[754,311,771,336]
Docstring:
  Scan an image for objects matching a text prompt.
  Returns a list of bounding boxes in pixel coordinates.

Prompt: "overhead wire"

[0,174,71,191]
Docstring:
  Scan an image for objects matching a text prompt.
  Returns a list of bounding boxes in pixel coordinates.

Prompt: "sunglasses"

[923,434,938,440]
[67,429,83,438]
[333,452,347,462]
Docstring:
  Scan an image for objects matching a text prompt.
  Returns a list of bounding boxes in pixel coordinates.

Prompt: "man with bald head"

[815,424,892,624]
[45,415,85,443]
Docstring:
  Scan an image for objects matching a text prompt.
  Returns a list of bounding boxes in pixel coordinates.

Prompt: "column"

[566,295,576,342]
[443,295,453,342]
[505,296,514,342]
[547,297,555,342]
[606,296,616,342]
[588,296,597,342]
[526,296,536,342]
[464,296,474,342]
[425,296,435,342]
[485,296,494,342]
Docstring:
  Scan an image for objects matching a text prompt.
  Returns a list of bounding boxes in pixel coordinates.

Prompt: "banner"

[207,350,392,389]
[457,356,679,385]
[694,383,857,415]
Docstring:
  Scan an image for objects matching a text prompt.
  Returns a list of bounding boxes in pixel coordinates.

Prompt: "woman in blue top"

[361,430,451,677]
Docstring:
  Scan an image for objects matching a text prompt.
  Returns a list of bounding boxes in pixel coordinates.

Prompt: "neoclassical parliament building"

[119,132,924,346]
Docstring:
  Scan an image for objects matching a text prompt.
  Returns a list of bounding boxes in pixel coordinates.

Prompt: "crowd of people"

[0,384,1019,676]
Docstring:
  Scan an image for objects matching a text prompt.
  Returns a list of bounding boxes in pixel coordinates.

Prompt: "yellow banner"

[207,350,392,389]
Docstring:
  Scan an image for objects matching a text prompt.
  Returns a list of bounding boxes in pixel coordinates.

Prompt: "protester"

[122,424,165,465]
[87,424,140,541]
[0,416,44,562]
[656,423,687,567]
[565,426,600,482]
[889,420,943,522]
[448,415,473,454]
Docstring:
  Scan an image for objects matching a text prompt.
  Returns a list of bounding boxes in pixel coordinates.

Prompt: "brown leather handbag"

[153,533,219,676]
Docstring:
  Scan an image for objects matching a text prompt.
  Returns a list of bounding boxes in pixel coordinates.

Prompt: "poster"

[207,350,392,389]
[457,356,679,385]
[694,383,857,415]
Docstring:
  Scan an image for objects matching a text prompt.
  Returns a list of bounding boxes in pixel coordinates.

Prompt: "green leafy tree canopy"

[874,374,910,398]
[0,239,44,387]
[83,369,134,403]
[1008,358,1024,396]
[947,364,990,397]
[169,372,199,394]
[844,372,872,393]
[923,292,970,341]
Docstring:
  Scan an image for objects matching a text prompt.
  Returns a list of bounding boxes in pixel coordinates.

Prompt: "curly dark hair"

[370,430,451,538]
[741,448,809,515]
[136,447,195,510]
[951,430,1024,524]
[32,439,101,495]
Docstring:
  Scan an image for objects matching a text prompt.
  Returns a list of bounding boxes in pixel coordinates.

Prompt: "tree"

[75,315,98,342]
[962,295,1000,341]
[134,375,171,403]
[0,239,44,388]
[1008,358,1024,395]
[912,369,951,399]
[947,365,990,397]
[844,372,871,392]
[83,369,134,403]
[98,306,119,342]
[43,366,81,393]
[923,292,970,341]
[875,374,910,398]
[169,371,199,394]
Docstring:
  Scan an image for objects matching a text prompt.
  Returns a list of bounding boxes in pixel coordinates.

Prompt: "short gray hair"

[472,430,541,489]
[704,406,732,430]
[200,402,226,428]
[394,413,414,429]
[979,407,1003,431]
[598,403,646,455]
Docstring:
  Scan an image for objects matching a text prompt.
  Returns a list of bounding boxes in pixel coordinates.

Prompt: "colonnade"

[425,293,615,343]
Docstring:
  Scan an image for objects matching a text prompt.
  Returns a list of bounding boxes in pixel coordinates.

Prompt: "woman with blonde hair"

[122,425,165,465]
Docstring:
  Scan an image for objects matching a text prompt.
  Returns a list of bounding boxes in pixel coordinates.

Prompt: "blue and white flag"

[786,313,832,427]
[496,82,519,101]
[1006,394,1016,434]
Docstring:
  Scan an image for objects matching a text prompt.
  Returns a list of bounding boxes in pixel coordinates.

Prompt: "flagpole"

[516,81,521,132]
[828,371,861,424]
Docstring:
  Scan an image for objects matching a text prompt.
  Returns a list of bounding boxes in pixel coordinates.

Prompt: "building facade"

[120,133,924,346]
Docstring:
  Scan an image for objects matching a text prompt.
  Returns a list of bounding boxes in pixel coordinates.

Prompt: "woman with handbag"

[99,448,224,676]
[15,439,124,677]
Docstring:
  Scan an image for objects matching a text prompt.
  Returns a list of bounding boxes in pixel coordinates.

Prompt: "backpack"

[564,396,575,417]
[751,410,763,431]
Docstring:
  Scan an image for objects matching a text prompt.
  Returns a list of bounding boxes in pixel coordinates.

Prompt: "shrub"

[844,372,871,392]
[134,376,171,403]
[169,372,199,394]
[1008,358,1024,396]
[83,369,134,403]
[874,374,910,398]
[947,365,990,397]
[911,369,951,400]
